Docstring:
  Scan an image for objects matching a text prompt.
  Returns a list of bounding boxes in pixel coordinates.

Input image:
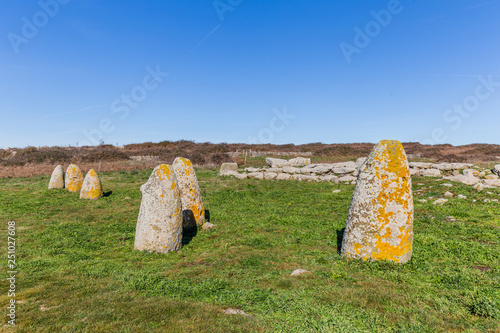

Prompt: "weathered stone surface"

[48,165,64,189]
[473,183,484,192]
[65,164,84,193]
[264,172,278,180]
[134,164,182,253]
[493,165,500,177]
[267,167,282,173]
[311,164,332,174]
[172,157,205,228]
[333,161,356,168]
[485,174,499,179]
[341,140,413,263]
[276,173,291,181]
[444,191,454,198]
[291,269,309,276]
[80,169,103,200]
[413,169,442,177]
[409,162,432,169]
[355,157,367,168]
[220,162,238,173]
[245,167,261,173]
[431,163,473,171]
[283,166,301,174]
[288,157,311,167]
[319,175,338,182]
[443,170,480,185]
[457,194,467,199]
[233,172,248,180]
[332,166,356,174]
[338,175,357,182]
[433,198,448,205]
[247,172,264,180]
[484,179,500,187]
[266,157,287,168]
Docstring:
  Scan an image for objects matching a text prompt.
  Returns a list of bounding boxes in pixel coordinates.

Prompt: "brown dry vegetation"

[2,141,500,178]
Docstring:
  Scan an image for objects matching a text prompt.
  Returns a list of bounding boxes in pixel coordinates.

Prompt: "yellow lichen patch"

[80,169,104,200]
[65,164,84,193]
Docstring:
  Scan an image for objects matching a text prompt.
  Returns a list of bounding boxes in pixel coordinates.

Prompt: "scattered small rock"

[445,216,457,222]
[291,269,309,276]
[442,183,453,187]
[433,198,448,205]
[223,308,253,317]
[202,222,217,230]
[419,199,427,203]
[457,194,467,199]
[124,197,131,200]
[332,190,341,193]
[473,183,484,192]
[444,191,454,198]
[484,199,491,203]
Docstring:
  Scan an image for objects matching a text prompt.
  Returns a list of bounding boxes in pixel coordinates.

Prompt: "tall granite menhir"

[134,164,183,253]
[172,157,205,229]
[341,140,413,263]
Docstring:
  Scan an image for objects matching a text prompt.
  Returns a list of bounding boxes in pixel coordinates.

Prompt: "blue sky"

[1,0,499,148]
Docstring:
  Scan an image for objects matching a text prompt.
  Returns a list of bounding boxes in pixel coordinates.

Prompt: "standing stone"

[80,169,104,200]
[341,140,413,263]
[48,165,65,189]
[65,164,84,193]
[134,164,182,253]
[172,157,205,228]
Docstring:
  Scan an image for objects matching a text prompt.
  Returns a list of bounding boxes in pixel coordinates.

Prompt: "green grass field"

[0,168,499,332]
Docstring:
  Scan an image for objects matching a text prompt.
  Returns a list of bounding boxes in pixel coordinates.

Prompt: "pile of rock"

[220,158,500,188]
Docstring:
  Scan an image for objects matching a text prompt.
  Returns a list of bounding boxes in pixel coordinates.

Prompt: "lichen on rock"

[172,157,205,229]
[341,140,413,263]
[80,169,103,200]
[134,164,183,253]
[65,164,84,193]
[48,165,65,189]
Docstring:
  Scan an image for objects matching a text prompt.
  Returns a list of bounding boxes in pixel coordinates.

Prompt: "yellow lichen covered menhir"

[172,157,205,229]
[48,165,65,189]
[80,169,104,200]
[341,140,413,263]
[65,164,84,193]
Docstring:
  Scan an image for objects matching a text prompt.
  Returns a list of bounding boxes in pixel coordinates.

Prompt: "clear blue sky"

[1,0,499,148]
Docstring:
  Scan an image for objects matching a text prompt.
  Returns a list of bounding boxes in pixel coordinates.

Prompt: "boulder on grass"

[48,165,64,189]
[341,140,413,263]
[134,164,182,253]
[65,164,84,193]
[80,169,103,199]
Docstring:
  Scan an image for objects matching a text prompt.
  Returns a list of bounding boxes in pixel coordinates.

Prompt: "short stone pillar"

[80,169,104,200]
[65,164,84,193]
[172,157,205,229]
[134,164,183,253]
[48,165,65,189]
[341,140,413,263]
